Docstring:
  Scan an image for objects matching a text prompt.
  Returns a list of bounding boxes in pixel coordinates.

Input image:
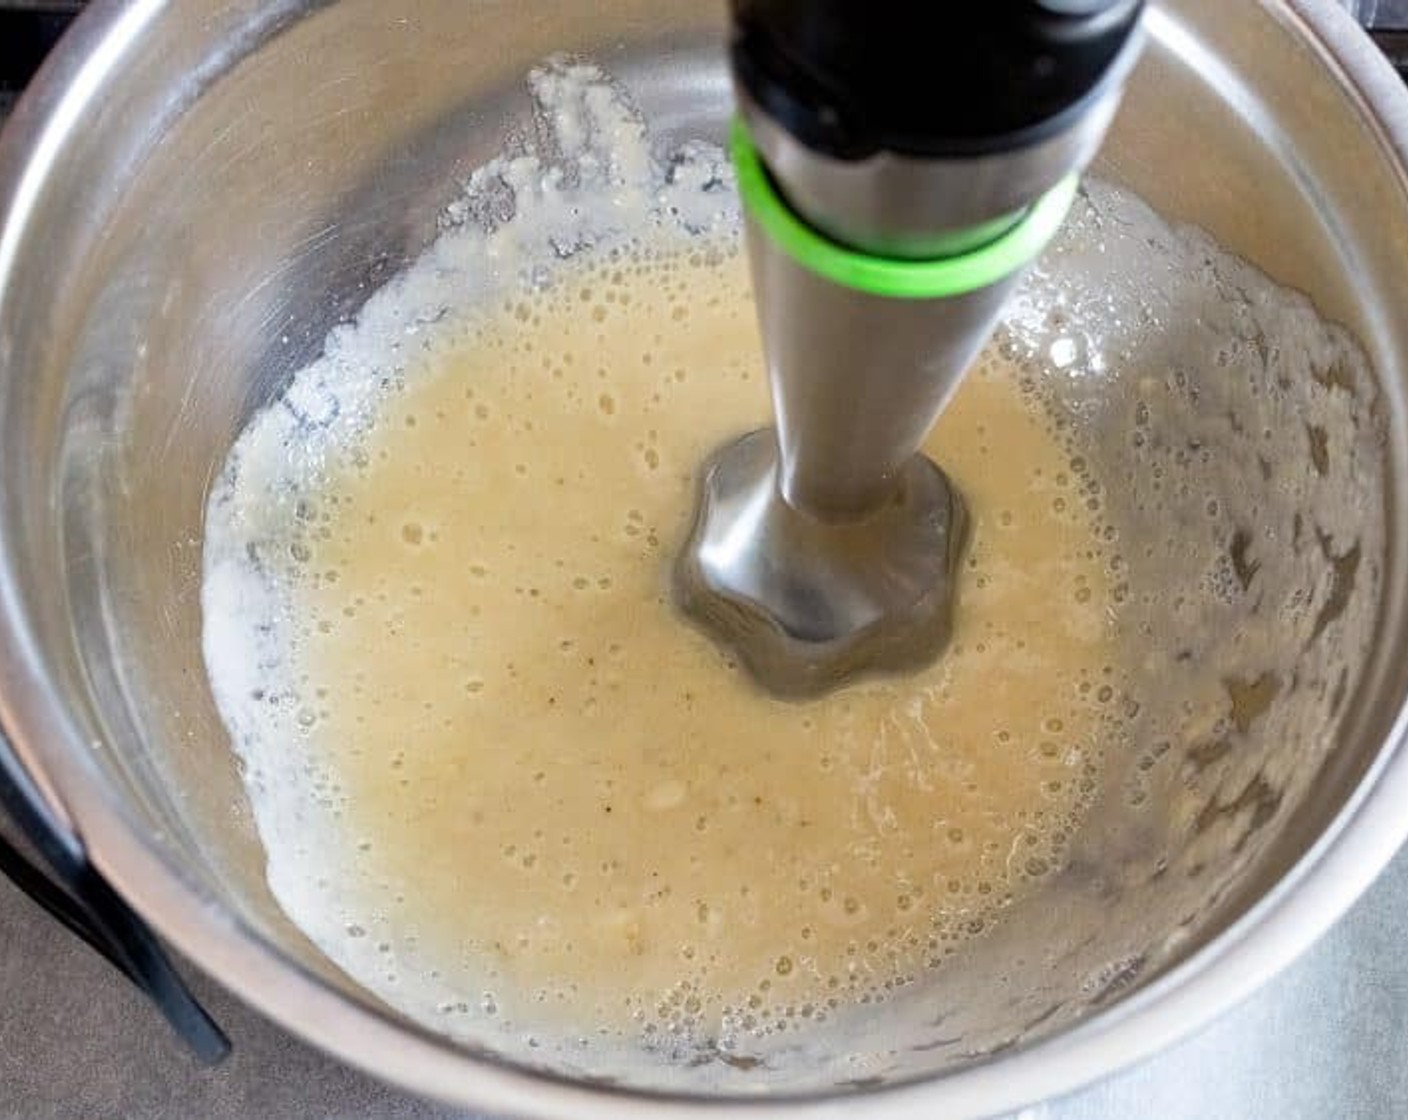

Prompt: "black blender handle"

[0,724,229,1064]
[729,0,1145,160]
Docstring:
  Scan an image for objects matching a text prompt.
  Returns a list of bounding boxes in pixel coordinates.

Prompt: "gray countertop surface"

[2,841,1407,1119]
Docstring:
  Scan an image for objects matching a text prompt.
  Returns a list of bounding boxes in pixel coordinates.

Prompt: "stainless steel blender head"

[676,1,1146,697]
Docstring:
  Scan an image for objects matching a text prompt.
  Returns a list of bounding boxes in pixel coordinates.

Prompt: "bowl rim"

[1,0,1407,1116]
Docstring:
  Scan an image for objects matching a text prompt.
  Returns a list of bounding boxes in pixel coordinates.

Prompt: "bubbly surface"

[270,239,1116,1044]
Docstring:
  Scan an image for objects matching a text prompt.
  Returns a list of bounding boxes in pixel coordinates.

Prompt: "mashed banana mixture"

[202,62,1122,1060]
[202,59,1381,1078]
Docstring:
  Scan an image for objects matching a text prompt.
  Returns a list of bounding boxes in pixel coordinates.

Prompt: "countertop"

[3,842,1407,1119]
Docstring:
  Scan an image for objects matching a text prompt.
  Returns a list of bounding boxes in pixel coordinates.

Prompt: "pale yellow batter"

[280,238,1120,1040]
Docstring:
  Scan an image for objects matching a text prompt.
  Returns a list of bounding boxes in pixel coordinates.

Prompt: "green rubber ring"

[731,119,1078,300]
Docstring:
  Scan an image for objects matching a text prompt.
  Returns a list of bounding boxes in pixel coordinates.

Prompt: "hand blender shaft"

[676,1,1145,697]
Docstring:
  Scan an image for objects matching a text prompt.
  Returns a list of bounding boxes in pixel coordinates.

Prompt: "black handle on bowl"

[0,724,230,1064]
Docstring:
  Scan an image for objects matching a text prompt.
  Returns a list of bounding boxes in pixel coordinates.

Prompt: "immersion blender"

[676,1,1146,696]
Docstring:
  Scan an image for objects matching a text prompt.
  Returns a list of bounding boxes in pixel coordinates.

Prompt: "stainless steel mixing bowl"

[3,1,1408,1116]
